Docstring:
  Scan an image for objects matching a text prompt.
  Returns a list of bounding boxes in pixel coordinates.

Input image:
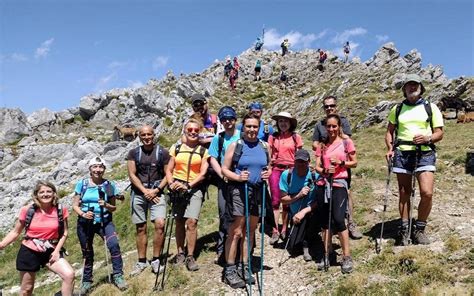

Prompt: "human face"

[294,159,309,175]
[326,117,340,139]
[36,185,55,205]
[139,127,154,147]
[250,109,262,119]
[277,118,291,132]
[404,82,422,100]
[323,98,337,115]
[221,117,236,130]
[185,122,200,143]
[192,101,208,115]
[243,118,260,141]
[89,164,105,179]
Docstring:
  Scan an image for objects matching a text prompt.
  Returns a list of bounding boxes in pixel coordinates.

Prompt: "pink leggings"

[269,168,289,210]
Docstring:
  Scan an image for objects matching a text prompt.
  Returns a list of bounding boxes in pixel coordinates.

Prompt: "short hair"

[185,118,203,131]
[323,95,337,104]
[241,113,261,127]
[32,180,59,207]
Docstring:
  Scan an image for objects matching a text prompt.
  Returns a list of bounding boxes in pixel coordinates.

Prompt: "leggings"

[315,186,348,233]
[269,167,289,210]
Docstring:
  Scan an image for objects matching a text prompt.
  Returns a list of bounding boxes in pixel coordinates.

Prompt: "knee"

[136,223,147,235]
[230,229,243,241]
[154,219,165,230]
[420,190,433,201]
[186,219,198,230]
[62,266,75,284]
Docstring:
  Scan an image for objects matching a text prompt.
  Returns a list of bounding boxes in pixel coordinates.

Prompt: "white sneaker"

[150,258,165,274]
[130,261,148,277]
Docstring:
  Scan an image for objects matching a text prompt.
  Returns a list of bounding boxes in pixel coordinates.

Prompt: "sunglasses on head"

[186,127,200,133]
[323,104,337,109]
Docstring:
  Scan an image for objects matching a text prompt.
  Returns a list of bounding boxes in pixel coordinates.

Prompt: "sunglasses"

[186,127,200,133]
[192,102,205,108]
[323,104,337,109]
[221,117,235,122]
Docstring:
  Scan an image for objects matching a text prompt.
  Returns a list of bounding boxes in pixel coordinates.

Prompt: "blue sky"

[0,0,472,114]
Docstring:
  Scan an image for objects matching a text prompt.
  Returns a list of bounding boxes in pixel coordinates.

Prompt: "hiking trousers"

[216,180,232,255]
[77,218,124,282]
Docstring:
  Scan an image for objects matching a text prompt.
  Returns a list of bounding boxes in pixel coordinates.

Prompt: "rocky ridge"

[0,42,472,231]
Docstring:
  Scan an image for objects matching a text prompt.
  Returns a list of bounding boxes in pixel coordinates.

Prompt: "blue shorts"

[392,149,436,174]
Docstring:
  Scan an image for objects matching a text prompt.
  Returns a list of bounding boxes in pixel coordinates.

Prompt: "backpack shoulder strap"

[263,121,269,135]
[56,204,64,239]
[231,139,244,170]
[292,132,298,152]
[259,140,270,165]
[24,204,37,233]
[155,144,164,168]
[286,168,293,186]
[101,179,114,200]
[424,100,433,131]
[135,146,142,164]
[217,131,226,164]
[80,178,89,200]
[174,143,182,157]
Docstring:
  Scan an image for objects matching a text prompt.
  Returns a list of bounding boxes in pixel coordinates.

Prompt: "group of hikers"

[225,38,351,90]
[0,73,444,295]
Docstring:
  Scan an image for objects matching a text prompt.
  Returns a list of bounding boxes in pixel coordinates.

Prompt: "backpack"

[24,203,64,240]
[134,145,165,180]
[343,45,350,54]
[394,100,435,150]
[174,143,207,183]
[216,131,226,164]
[231,138,270,170]
[210,114,218,134]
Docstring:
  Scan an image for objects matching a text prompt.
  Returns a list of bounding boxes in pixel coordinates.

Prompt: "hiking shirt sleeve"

[387,105,397,125]
[431,103,444,128]
[341,117,352,137]
[312,121,324,142]
[208,135,220,159]
[74,180,82,195]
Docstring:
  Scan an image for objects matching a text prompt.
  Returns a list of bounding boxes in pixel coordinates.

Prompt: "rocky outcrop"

[0,108,31,144]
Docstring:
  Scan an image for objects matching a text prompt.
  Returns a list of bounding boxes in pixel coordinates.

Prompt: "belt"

[275,164,292,169]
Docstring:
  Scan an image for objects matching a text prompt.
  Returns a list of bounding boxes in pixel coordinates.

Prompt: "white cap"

[88,156,106,168]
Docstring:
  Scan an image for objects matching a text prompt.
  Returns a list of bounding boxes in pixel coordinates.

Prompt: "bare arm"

[385,122,396,162]
[0,219,25,249]
[210,157,223,179]
[222,142,247,182]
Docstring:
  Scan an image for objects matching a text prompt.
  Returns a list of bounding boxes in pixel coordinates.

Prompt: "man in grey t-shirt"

[312,96,362,240]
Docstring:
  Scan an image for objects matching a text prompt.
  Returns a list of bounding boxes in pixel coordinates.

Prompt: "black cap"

[295,149,310,162]
[191,94,206,104]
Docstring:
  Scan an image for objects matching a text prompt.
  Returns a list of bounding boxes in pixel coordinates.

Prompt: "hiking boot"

[341,256,354,274]
[317,252,336,270]
[173,252,186,265]
[113,273,128,291]
[397,227,410,246]
[150,258,165,274]
[79,281,92,295]
[317,257,329,271]
[303,247,312,262]
[412,229,430,245]
[348,222,363,240]
[237,263,255,285]
[224,265,246,289]
[269,232,279,245]
[185,256,199,271]
[130,261,148,277]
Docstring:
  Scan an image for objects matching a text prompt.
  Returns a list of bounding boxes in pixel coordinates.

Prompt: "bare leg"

[417,172,434,222]
[397,174,413,220]
[225,216,245,265]
[19,271,35,296]
[47,258,75,296]
[175,218,186,254]
[153,218,165,258]
[185,218,198,256]
[135,223,148,259]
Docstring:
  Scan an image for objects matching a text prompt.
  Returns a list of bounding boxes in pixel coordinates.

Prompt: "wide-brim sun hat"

[402,73,425,97]
[272,111,297,129]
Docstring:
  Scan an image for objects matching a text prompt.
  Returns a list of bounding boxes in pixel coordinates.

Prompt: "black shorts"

[16,244,63,272]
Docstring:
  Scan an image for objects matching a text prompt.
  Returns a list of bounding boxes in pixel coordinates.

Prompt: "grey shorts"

[392,149,437,174]
[131,191,167,224]
[171,188,203,220]
[227,183,265,217]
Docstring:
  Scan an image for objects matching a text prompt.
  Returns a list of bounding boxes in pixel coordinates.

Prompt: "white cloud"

[95,72,117,91]
[108,61,128,69]
[152,56,169,70]
[11,53,28,62]
[128,80,144,88]
[263,28,326,50]
[35,38,54,59]
[331,27,367,45]
[376,34,389,43]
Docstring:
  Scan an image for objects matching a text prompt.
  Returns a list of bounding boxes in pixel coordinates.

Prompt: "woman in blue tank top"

[220,113,271,288]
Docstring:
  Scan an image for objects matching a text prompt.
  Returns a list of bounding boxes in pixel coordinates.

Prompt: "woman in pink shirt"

[0,181,74,296]
[314,114,357,274]
[268,112,303,245]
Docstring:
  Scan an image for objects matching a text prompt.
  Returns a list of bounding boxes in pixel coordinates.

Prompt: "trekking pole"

[79,206,94,296]
[324,174,334,272]
[259,169,268,296]
[243,168,252,296]
[407,146,421,245]
[376,160,392,254]
[154,193,175,291]
[98,189,112,283]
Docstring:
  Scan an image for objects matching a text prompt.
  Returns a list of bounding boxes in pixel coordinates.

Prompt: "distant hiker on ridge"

[255,37,264,51]
[254,59,262,81]
[281,38,290,56]
[343,41,350,63]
